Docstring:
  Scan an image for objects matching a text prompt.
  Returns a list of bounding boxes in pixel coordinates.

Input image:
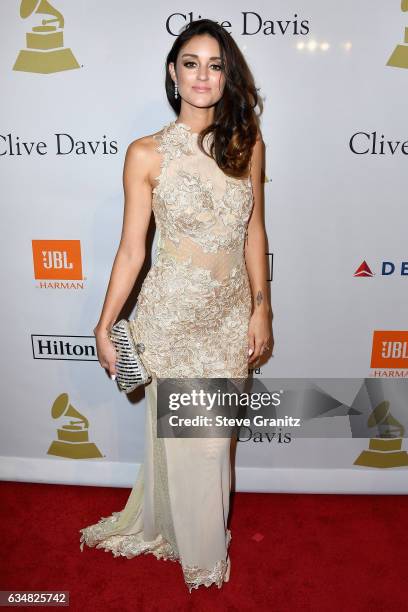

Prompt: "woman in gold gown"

[79,18,273,593]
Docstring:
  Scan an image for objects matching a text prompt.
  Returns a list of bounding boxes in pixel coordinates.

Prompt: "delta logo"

[32,240,85,289]
[354,260,408,277]
[370,331,408,377]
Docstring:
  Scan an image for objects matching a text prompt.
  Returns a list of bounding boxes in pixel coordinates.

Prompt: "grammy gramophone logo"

[13,0,79,74]
[387,0,408,68]
[354,400,408,468]
[47,393,103,459]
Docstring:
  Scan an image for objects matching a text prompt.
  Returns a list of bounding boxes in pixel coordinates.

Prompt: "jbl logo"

[42,250,73,270]
[371,331,408,369]
[381,341,408,360]
[32,240,83,280]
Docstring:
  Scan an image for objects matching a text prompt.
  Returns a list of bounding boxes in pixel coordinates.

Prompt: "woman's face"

[169,34,226,108]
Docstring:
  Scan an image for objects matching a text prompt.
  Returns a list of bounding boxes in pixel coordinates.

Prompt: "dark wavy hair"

[164,19,262,178]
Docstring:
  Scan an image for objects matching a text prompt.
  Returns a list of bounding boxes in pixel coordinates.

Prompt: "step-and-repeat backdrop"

[1,1,407,492]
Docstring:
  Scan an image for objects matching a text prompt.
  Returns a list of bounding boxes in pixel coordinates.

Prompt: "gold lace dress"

[79,120,254,593]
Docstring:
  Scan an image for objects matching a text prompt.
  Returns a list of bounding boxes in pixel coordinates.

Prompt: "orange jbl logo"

[371,331,408,369]
[32,240,83,280]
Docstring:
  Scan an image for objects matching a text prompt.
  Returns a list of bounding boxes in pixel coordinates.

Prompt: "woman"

[79,18,274,592]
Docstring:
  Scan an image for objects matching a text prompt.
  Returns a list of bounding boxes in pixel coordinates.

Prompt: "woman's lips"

[193,87,211,92]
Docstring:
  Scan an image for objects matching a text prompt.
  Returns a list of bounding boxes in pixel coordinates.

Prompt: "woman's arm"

[93,137,155,379]
[244,132,274,365]
[94,138,154,339]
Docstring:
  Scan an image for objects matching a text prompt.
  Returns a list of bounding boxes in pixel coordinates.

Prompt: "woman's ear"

[168,62,176,83]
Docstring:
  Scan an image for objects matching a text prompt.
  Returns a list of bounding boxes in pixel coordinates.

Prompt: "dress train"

[79,375,232,593]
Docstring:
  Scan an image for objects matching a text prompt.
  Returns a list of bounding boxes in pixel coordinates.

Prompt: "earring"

[174,81,178,99]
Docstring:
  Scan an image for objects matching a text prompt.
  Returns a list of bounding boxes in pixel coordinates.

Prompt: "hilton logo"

[32,335,97,361]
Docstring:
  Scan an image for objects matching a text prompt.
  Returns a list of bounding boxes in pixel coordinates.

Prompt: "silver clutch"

[108,319,152,393]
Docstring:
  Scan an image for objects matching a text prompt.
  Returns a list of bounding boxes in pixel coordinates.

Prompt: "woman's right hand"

[94,326,117,380]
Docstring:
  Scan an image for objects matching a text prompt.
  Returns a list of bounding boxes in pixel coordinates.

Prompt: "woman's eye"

[183,62,222,71]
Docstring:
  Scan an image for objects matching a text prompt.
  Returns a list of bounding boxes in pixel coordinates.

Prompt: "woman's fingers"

[248,334,255,358]
[248,338,263,363]
[248,337,272,363]
[109,360,117,379]
[95,335,117,380]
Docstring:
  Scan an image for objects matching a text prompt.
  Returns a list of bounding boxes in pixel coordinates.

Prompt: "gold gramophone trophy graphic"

[47,393,103,459]
[387,0,408,68]
[354,400,408,468]
[13,0,79,74]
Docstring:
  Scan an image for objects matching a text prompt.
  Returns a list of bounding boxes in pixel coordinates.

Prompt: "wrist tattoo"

[256,290,263,306]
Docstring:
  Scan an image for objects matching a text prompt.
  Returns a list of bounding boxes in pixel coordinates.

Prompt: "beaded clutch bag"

[108,319,151,393]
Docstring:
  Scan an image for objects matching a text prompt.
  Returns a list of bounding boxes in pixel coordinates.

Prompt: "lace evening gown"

[79,120,254,592]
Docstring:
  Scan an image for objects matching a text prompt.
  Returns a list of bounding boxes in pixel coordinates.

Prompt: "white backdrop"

[1,0,407,492]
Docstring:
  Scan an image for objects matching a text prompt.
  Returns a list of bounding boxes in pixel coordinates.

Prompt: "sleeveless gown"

[79,120,254,593]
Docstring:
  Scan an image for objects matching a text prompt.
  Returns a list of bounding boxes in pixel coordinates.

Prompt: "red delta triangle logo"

[354,260,374,277]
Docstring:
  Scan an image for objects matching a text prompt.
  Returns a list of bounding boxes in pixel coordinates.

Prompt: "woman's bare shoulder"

[126,127,163,157]
[124,128,165,187]
[124,128,165,176]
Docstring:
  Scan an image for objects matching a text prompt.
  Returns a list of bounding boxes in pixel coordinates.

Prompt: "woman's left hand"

[247,309,274,365]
